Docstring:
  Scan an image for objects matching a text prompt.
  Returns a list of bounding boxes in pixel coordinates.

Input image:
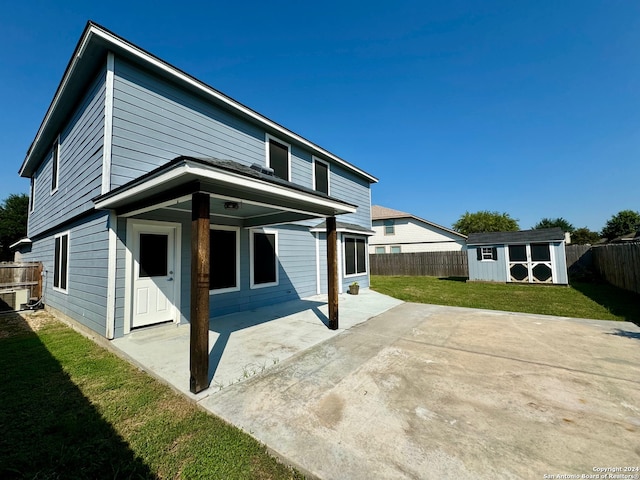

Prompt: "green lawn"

[371,275,640,324]
[0,312,302,480]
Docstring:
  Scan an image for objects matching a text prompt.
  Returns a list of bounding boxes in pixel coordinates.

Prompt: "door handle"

[167,277,174,281]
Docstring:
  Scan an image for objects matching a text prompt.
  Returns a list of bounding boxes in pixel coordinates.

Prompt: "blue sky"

[2,1,639,232]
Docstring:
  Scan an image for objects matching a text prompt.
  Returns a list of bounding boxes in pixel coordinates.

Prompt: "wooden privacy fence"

[0,262,43,311]
[565,245,593,274]
[592,243,640,294]
[369,251,468,277]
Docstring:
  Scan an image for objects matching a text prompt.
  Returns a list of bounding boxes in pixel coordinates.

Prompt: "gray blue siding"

[28,69,106,238]
[468,245,508,282]
[23,211,110,334]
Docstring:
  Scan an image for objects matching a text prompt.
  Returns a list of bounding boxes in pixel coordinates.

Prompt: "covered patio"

[94,156,359,393]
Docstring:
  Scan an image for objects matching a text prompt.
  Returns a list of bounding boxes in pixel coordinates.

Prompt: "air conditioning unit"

[0,288,29,311]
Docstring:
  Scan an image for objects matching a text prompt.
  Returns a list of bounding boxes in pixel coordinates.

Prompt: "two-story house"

[18,22,377,392]
[369,205,466,253]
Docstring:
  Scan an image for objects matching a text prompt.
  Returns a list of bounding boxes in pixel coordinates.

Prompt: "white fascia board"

[94,161,356,215]
[10,238,32,249]
[309,226,375,236]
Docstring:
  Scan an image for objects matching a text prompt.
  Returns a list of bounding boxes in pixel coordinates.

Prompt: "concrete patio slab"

[202,303,640,479]
[111,289,402,400]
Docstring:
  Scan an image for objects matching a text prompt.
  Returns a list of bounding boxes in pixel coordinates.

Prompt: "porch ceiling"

[93,156,357,226]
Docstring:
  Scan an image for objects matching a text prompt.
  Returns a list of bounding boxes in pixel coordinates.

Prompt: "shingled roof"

[466,228,566,246]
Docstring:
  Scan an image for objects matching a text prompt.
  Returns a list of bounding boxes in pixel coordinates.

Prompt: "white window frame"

[250,228,279,289]
[480,247,496,261]
[375,246,385,254]
[209,225,241,294]
[312,156,330,195]
[53,231,70,294]
[51,135,60,194]
[343,235,367,277]
[390,245,401,254]
[384,220,395,235]
[29,177,35,212]
[265,134,291,181]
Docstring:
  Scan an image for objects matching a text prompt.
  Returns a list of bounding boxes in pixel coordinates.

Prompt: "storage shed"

[466,228,568,285]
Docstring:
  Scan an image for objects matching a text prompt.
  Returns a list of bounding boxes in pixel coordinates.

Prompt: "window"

[477,247,497,261]
[313,157,329,195]
[390,246,401,254]
[51,137,60,193]
[344,236,367,276]
[209,226,240,293]
[384,220,395,235]
[29,177,35,212]
[375,246,385,254]
[53,232,69,293]
[139,234,168,277]
[266,135,290,180]
[250,230,278,288]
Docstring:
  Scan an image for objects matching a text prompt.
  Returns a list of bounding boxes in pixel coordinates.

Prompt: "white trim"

[209,224,241,294]
[309,225,375,236]
[390,245,401,254]
[265,134,292,181]
[549,243,558,283]
[9,238,32,250]
[315,232,321,295]
[249,228,279,289]
[337,233,343,294]
[50,136,60,195]
[312,156,330,195]
[124,219,182,334]
[95,162,356,216]
[52,230,70,294]
[29,177,35,213]
[21,24,378,183]
[106,210,117,339]
[102,52,114,195]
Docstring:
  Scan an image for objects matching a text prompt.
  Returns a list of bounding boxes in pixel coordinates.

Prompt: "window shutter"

[476,248,482,261]
[491,247,497,260]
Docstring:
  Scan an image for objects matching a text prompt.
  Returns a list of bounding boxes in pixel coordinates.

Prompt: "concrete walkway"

[112,295,640,478]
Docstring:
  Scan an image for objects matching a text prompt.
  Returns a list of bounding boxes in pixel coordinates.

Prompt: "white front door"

[132,223,178,328]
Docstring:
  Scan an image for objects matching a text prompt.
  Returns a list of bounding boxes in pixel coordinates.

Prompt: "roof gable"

[371,205,466,239]
[19,21,378,185]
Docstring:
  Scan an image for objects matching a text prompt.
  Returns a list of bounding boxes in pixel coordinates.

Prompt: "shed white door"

[507,243,554,283]
[132,224,178,328]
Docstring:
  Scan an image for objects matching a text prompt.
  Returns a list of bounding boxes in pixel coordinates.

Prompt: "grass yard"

[0,311,302,480]
[371,275,640,324]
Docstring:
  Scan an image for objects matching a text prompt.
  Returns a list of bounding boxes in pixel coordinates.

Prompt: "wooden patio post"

[190,192,210,393]
[326,216,339,330]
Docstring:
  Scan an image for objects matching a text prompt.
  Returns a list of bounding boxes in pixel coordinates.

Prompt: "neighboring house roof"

[19,21,378,184]
[371,205,467,239]
[467,228,566,246]
[609,230,640,243]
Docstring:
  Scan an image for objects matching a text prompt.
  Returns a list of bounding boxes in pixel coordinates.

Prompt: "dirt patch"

[0,310,60,339]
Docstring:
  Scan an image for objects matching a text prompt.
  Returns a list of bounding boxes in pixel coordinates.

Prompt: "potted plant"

[348,281,359,295]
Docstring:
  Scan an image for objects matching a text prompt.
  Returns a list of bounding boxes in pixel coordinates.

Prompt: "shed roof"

[466,228,566,246]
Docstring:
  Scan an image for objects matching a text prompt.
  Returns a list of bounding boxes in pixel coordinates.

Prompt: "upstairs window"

[313,157,329,195]
[384,220,395,235]
[266,136,290,181]
[51,137,60,193]
[53,232,69,293]
[344,236,367,276]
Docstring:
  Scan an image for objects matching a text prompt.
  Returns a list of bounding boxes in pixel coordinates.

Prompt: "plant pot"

[348,285,359,295]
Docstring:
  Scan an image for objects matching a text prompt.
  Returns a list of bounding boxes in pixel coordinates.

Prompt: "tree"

[452,211,519,235]
[570,227,601,245]
[601,210,640,240]
[0,193,29,261]
[533,217,574,232]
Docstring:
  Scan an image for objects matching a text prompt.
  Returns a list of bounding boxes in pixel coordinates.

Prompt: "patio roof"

[93,156,357,226]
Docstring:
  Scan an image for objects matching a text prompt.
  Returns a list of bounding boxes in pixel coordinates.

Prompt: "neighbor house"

[18,22,377,392]
[466,228,568,285]
[369,205,467,254]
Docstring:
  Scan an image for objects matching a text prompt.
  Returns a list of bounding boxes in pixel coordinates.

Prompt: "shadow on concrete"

[0,312,156,479]
[207,298,328,384]
[607,328,640,341]
[570,281,640,326]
